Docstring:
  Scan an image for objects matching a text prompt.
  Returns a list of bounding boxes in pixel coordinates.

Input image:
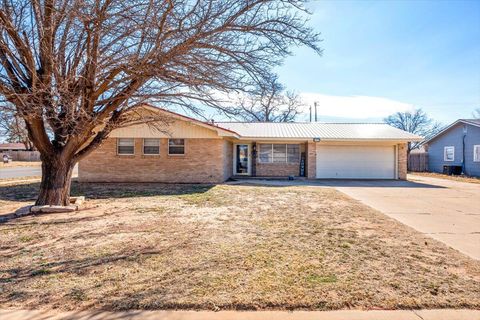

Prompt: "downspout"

[462,132,466,175]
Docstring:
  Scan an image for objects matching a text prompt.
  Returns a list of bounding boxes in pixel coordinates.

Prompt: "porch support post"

[251,142,257,177]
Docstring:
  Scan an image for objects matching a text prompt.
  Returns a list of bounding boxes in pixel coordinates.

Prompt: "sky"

[1,0,479,143]
[275,0,480,124]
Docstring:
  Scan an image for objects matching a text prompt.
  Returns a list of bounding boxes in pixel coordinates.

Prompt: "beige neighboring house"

[78,106,422,183]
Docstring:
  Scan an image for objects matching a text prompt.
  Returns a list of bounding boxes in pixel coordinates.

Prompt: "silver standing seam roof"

[215,122,423,141]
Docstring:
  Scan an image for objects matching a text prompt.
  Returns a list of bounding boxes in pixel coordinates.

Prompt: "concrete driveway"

[328,175,480,260]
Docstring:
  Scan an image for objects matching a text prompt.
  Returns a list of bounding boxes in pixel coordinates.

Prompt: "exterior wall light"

[313,138,321,142]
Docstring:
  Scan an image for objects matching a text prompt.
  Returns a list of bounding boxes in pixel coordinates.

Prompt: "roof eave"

[423,119,479,145]
[232,137,423,142]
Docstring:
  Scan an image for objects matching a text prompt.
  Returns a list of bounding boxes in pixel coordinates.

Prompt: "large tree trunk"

[36,155,75,206]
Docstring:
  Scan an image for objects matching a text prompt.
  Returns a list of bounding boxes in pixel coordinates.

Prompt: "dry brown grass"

[0,181,479,311]
[0,161,41,168]
[410,172,480,184]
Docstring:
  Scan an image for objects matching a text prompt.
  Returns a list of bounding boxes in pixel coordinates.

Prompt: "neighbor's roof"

[215,122,423,141]
[424,119,480,144]
[0,142,26,150]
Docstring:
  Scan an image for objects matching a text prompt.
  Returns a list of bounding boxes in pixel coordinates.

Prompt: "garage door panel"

[316,145,395,179]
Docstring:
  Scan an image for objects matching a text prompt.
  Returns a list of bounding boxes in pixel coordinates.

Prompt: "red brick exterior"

[79,138,408,183]
[256,163,300,177]
[79,138,230,183]
[397,143,407,180]
[306,141,316,179]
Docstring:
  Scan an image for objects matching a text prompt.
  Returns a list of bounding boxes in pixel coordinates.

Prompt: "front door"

[235,144,250,175]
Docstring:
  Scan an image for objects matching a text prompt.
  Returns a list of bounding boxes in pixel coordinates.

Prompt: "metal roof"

[215,122,423,141]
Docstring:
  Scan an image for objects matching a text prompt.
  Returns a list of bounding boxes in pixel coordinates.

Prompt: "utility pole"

[309,106,312,122]
[314,102,318,122]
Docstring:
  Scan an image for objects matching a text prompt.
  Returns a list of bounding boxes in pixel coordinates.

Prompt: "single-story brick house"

[79,106,422,183]
[424,119,480,177]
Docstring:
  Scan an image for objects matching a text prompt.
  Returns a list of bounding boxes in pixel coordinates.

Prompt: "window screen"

[444,146,454,161]
[287,144,300,163]
[118,138,134,155]
[259,144,272,163]
[273,144,287,163]
[258,144,300,163]
[169,139,185,155]
[474,145,480,162]
[143,138,160,155]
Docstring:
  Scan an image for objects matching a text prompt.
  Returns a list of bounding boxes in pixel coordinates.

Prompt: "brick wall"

[256,162,300,177]
[79,138,228,183]
[223,140,233,181]
[306,141,316,179]
[254,142,305,177]
[397,143,407,180]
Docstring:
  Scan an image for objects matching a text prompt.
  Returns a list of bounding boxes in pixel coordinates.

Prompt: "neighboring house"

[424,119,480,177]
[0,143,26,152]
[78,106,422,183]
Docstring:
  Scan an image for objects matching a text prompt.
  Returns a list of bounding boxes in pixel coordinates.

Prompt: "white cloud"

[299,93,414,119]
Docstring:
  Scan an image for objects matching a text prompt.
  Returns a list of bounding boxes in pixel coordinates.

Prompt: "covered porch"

[232,141,312,178]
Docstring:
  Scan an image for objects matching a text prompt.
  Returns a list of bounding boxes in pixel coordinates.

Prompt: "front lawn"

[0,181,479,311]
[410,172,480,184]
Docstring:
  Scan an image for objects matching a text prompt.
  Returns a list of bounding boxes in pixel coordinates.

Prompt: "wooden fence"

[1,150,41,161]
[408,152,428,172]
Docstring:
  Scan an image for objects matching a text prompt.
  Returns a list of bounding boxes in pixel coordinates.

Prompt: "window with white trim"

[474,145,480,162]
[168,139,185,155]
[258,144,300,163]
[259,144,272,163]
[143,138,160,155]
[117,138,134,155]
[444,146,454,161]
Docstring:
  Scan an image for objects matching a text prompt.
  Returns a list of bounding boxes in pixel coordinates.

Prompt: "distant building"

[424,119,480,177]
[0,143,27,152]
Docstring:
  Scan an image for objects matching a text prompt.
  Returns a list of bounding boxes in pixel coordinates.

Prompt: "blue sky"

[275,0,480,124]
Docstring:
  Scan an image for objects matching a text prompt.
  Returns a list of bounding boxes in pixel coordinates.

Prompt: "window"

[143,138,160,155]
[168,139,185,155]
[273,144,287,163]
[287,144,300,163]
[259,144,272,163]
[444,146,454,161]
[474,145,480,162]
[258,144,300,163]
[117,138,134,155]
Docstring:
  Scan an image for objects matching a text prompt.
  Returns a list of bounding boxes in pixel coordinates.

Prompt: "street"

[0,165,78,180]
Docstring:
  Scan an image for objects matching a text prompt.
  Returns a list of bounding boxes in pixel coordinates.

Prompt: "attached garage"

[316,145,396,179]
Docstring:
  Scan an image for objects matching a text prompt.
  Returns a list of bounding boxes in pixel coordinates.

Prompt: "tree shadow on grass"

[0,180,216,203]
[0,181,215,224]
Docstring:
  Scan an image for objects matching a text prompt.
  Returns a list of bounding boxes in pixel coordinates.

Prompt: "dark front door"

[236,144,249,175]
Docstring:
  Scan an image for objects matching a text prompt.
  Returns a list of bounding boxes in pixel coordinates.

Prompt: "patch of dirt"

[0,181,479,311]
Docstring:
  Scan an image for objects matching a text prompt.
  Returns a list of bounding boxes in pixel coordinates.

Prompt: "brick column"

[306,141,316,179]
[397,143,407,180]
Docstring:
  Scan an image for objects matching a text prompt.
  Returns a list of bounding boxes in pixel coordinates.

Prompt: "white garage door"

[316,145,396,179]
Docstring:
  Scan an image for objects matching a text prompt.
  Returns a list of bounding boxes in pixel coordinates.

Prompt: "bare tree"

[0,105,34,149]
[231,76,303,122]
[473,108,480,119]
[0,0,320,206]
[384,109,442,154]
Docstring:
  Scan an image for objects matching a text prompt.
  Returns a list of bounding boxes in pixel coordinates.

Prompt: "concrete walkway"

[2,309,479,320]
[334,174,480,260]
